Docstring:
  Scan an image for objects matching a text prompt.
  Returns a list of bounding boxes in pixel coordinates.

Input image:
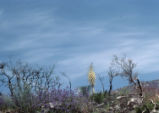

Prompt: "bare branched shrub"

[108,66,118,96]
[107,57,121,96]
[97,74,105,93]
[112,55,143,96]
[0,60,61,112]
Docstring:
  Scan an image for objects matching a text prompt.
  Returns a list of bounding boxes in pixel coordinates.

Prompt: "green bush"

[135,107,142,113]
[0,95,15,111]
[135,100,154,113]
[118,87,129,96]
[91,92,104,104]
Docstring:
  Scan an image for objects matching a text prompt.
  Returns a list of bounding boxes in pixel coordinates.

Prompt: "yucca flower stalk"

[88,63,96,94]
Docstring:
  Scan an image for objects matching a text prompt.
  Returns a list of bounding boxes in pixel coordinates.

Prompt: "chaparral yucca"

[88,63,96,94]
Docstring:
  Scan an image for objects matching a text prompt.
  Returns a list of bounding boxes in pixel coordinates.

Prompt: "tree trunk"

[109,81,112,96]
[8,79,14,97]
[136,78,143,97]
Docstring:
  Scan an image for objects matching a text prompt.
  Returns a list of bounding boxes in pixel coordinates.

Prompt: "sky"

[0,0,159,91]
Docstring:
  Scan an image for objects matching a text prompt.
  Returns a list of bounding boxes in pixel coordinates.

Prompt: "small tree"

[0,60,61,112]
[88,63,96,94]
[98,74,105,93]
[108,66,118,96]
[108,58,120,96]
[113,55,143,96]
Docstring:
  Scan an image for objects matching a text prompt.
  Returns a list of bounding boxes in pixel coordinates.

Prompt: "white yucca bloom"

[88,63,96,94]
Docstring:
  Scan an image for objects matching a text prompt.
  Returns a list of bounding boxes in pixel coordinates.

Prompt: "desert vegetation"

[0,56,159,113]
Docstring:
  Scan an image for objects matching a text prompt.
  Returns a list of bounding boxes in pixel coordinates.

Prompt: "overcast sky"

[0,0,159,90]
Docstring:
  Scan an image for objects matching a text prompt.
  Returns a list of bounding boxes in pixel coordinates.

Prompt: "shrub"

[135,101,154,113]
[91,92,104,104]
[37,89,93,113]
[0,61,94,113]
[0,61,61,113]
[118,87,129,96]
[0,95,15,111]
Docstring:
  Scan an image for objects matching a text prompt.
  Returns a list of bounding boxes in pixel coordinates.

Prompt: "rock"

[96,103,104,108]
[49,102,54,108]
[116,96,127,100]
